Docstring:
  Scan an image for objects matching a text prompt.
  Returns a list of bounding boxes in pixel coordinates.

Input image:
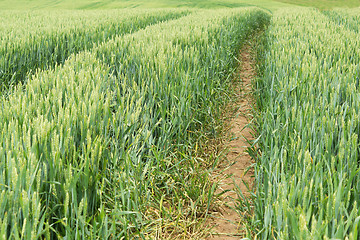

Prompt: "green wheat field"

[0,0,360,239]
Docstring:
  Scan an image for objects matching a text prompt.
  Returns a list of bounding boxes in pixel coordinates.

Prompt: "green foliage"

[323,8,360,33]
[252,7,360,239]
[2,0,359,11]
[0,10,188,92]
[0,8,270,239]
[275,0,360,9]
[0,0,289,10]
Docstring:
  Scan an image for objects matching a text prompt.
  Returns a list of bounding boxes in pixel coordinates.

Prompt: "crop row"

[323,8,360,33]
[0,8,270,239]
[0,9,188,92]
[253,8,360,239]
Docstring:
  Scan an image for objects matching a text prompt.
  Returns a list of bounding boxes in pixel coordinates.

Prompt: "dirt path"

[205,43,256,239]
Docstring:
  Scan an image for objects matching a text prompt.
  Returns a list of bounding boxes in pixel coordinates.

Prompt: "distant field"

[276,0,360,9]
[0,0,290,10]
[0,0,359,10]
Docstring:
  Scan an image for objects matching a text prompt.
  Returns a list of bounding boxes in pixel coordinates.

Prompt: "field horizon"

[0,0,359,10]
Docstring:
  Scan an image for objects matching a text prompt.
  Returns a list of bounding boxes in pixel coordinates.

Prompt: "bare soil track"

[205,43,256,239]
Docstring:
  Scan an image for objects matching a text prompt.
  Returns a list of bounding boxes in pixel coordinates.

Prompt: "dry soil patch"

[205,43,256,239]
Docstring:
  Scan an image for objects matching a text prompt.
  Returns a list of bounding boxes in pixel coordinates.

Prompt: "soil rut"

[205,43,256,239]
